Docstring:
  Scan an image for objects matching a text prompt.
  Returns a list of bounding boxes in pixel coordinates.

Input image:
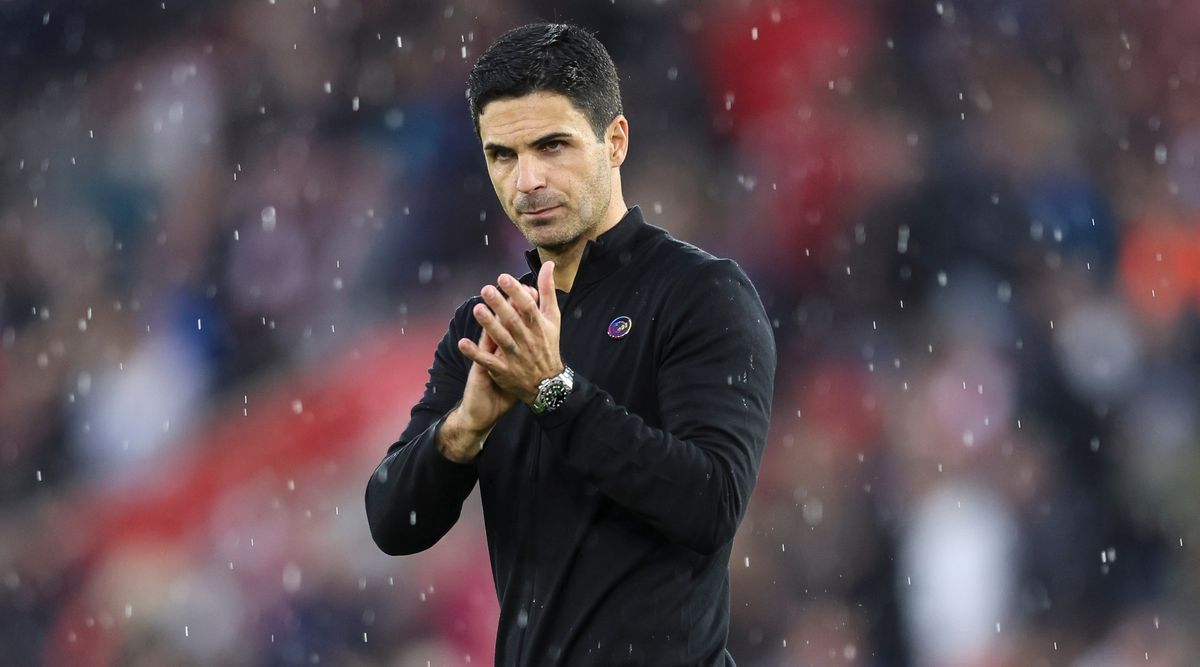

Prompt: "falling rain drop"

[1155,144,1168,165]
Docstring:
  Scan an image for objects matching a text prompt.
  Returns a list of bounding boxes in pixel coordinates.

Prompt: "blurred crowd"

[1,0,1198,665]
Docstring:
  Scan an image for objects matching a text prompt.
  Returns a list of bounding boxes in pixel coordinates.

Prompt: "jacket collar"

[523,205,652,290]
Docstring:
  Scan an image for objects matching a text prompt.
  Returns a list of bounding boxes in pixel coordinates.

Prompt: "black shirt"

[366,206,776,666]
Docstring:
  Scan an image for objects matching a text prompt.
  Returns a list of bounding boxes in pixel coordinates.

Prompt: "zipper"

[514,429,541,665]
[516,252,589,665]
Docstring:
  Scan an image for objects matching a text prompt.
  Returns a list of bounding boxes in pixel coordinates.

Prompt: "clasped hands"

[439,261,564,462]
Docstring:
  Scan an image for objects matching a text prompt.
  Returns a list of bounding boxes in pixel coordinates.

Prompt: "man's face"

[479,92,616,252]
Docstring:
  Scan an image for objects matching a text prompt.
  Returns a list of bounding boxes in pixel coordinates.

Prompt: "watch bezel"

[531,366,574,414]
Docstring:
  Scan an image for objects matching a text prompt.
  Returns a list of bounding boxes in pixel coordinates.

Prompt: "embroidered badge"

[607,315,632,339]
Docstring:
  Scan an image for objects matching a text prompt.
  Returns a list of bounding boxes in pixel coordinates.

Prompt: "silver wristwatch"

[531,366,575,415]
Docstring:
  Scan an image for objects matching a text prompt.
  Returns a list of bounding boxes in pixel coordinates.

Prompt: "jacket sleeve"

[534,260,776,554]
[365,300,481,556]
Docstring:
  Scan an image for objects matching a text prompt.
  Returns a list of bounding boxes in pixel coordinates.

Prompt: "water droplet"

[282,563,302,592]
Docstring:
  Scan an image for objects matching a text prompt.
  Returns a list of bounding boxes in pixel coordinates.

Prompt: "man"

[366,23,775,666]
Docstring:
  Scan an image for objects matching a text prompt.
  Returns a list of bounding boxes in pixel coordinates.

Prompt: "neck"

[539,188,627,293]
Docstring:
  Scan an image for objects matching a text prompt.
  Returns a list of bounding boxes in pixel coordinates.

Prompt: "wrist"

[445,404,494,436]
[519,364,564,405]
[437,408,492,463]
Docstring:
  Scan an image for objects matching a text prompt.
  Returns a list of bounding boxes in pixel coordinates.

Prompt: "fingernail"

[499,275,511,286]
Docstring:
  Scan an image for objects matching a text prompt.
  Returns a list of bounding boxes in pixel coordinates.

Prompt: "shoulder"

[644,228,757,299]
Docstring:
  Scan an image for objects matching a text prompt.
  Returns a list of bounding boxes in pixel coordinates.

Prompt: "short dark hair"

[467,23,623,140]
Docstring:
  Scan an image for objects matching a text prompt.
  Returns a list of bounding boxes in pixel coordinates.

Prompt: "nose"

[514,154,546,193]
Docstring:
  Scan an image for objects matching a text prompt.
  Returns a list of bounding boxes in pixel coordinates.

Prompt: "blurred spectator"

[1,0,1198,665]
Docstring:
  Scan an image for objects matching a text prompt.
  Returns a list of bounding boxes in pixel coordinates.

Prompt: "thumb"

[538,261,559,319]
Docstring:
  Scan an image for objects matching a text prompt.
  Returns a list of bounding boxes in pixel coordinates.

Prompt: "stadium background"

[1,0,1198,664]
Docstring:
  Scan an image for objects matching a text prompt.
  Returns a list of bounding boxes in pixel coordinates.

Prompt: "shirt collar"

[523,205,650,287]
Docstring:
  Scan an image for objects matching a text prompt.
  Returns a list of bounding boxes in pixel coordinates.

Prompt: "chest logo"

[607,315,632,339]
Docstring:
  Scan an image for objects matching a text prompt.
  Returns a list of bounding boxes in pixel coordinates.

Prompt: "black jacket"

[366,207,776,666]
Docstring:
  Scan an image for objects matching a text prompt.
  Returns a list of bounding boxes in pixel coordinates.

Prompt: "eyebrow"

[483,132,574,154]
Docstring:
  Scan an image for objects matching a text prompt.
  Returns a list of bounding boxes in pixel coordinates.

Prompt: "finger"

[504,287,539,314]
[458,333,507,372]
[478,326,498,354]
[472,301,520,354]
[459,326,491,356]
[500,274,540,325]
[538,261,559,319]
[481,285,529,345]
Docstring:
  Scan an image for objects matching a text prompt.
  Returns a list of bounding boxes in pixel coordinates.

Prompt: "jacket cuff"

[417,415,481,478]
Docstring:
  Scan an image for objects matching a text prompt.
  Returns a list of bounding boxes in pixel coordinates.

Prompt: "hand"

[439,277,545,463]
[439,327,517,463]
[458,261,563,405]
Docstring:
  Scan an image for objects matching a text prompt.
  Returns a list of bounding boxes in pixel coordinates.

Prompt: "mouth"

[521,205,561,220]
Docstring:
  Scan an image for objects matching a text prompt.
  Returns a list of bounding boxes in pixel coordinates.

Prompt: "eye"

[490,148,515,162]
[541,140,565,153]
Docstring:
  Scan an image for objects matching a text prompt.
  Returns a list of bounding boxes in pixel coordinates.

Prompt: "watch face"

[534,368,573,414]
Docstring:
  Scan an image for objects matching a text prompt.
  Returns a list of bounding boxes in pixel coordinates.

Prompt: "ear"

[606,115,629,167]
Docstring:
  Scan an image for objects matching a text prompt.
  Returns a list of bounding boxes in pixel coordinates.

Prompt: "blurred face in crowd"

[479,91,628,252]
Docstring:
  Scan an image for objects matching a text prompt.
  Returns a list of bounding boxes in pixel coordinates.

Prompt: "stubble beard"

[526,199,609,254]
[514,164,612,254]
